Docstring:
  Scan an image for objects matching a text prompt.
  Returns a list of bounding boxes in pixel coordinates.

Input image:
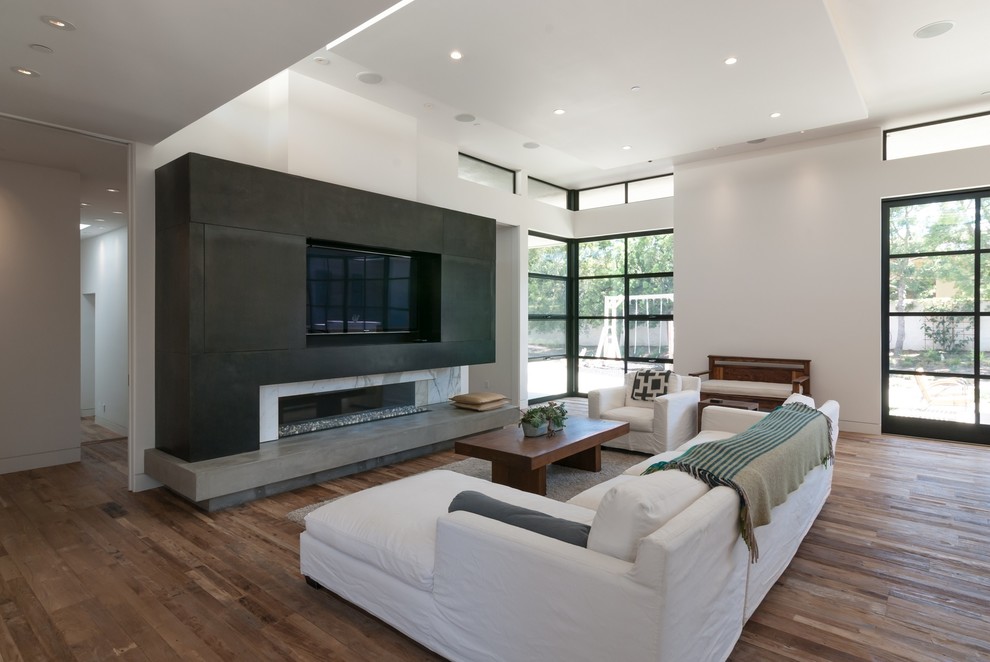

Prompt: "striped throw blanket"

[642,403,833,562]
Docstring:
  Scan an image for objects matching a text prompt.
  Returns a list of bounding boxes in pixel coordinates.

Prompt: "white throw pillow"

[783,393,815,408]
[587,471,709,562]
[662,372,682,394]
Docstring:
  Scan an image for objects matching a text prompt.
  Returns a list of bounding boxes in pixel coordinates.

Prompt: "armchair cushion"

[601,406,656,433]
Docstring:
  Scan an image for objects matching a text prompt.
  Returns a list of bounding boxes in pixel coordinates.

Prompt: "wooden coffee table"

[453,417,630,495]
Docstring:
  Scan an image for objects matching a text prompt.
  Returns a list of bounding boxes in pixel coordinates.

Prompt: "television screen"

[306,244,414,334]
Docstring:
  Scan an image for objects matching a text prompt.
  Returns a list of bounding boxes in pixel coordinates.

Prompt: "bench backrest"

[709,355,811,391]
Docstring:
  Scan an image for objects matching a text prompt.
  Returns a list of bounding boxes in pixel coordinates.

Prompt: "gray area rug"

[286,448,645,524]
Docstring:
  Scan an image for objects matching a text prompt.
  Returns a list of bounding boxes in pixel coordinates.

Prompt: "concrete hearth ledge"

[145,404,519,511]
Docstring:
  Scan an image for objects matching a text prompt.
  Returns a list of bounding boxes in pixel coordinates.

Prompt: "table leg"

[492,463,546,495]
[553,445,601,472]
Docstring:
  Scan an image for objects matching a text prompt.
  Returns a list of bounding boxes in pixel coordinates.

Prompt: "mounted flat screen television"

[306,241,441,344]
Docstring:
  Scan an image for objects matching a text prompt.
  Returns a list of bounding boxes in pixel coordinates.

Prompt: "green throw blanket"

[642,403,833,562]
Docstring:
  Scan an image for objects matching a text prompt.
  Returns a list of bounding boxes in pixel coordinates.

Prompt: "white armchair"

[588,372,701,454]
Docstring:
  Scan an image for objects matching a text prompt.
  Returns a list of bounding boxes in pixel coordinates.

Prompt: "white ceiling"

[297,0,990,188]
[0,0,393,237]
[2,0,989,211]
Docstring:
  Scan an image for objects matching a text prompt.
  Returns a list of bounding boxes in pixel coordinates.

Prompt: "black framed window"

[882,189,989,444]
[576,174,673,210]
[526,230,674,403]
[457,153,516,193]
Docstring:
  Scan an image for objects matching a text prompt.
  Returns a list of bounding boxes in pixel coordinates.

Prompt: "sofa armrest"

[652,390,701,452]
[588,385,625,418]
[700,406,767,434]
[434,511,662,661]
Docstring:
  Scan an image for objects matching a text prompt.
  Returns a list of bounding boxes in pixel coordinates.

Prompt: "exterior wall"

[0,160,81,473]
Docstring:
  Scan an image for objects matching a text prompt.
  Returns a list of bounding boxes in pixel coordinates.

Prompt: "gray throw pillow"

[448,490,590,547]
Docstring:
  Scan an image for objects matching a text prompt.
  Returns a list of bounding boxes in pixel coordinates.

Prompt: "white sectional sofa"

[300,398,840,662]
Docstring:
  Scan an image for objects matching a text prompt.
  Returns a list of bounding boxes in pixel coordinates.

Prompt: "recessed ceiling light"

[112,211,124,214]
[622,145,632,150]
[79,224,90,230]
[106,188,120,193]
[423,102,434,109]
[42,15,75,30]
[11,67,40,77]
[313,56,330,65]
[724,57,738,65]
[94,218,105,222]
[80,202,89,206]
[914,20,954,39]
[553,108,566,115]
[454,113,476,122]
[747,138,767,144]
[29,44,54,54]
[630,85,641,92]
[356,71,383,85]
[450,50,463,60]
[523,142,540,149]
[770,112,782,118]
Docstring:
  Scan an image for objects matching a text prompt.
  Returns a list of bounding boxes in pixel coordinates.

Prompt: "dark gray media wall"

[156,153,496,462]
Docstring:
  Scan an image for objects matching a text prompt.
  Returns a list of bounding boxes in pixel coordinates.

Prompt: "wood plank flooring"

[0,419,987,660]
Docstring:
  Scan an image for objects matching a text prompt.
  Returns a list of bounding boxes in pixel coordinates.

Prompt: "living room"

[1,1,988,659]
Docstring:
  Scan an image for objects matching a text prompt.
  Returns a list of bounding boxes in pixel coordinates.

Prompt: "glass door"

[883,190,989,443]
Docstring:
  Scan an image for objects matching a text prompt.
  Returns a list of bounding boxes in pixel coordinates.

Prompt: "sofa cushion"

[601,406,655,432]
[449,491,590,547]
[700,379,794,399]
[304,470,593,591]
[587,472,710,562]
[783,393,815,408]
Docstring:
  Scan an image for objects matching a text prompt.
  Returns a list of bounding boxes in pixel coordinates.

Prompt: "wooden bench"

[690,355,811,411]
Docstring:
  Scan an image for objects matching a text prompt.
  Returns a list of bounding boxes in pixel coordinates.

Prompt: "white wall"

[0,160,81,473]
[81,293,95,415]
[81,227,129,435]
[675,131,990,434]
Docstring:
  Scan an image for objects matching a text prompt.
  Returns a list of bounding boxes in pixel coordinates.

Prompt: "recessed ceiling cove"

[331,0,866,171]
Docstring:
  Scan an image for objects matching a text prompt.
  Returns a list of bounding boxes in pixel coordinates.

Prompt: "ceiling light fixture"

[724,56,738,65]
[553,108,566,115]
[747,138,767,144]
[523,142,540,149]
[356,71,383,84]
[11,67,40,77]
[80,202,89,206]
[326,0,416,50]
[79,224,90,230]
[770,112,781,118]
[112,211,124,214]
[29,44,54,54]
[622,145,632,150]
[313,56,330,65]
[42,15,75,30]
[95,218,105,222]
[913,20,954,39]
[106,188,120,193]
[454,113,476,122]
[449,50,463,60]
[630,85,641,92]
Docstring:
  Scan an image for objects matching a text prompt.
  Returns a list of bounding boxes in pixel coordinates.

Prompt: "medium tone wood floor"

[0,419,987,660]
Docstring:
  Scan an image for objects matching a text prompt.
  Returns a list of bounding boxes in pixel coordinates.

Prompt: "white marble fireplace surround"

[259,367,462,442]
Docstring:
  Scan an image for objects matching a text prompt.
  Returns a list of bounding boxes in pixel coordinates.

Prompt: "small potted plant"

[519,401,567,437]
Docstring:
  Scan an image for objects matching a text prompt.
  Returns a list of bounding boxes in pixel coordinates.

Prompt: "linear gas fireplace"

[278,383,428,438]
[257,367,463,443]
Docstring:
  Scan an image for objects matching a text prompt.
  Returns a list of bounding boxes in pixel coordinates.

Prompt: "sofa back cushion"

[587,471,710,562]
